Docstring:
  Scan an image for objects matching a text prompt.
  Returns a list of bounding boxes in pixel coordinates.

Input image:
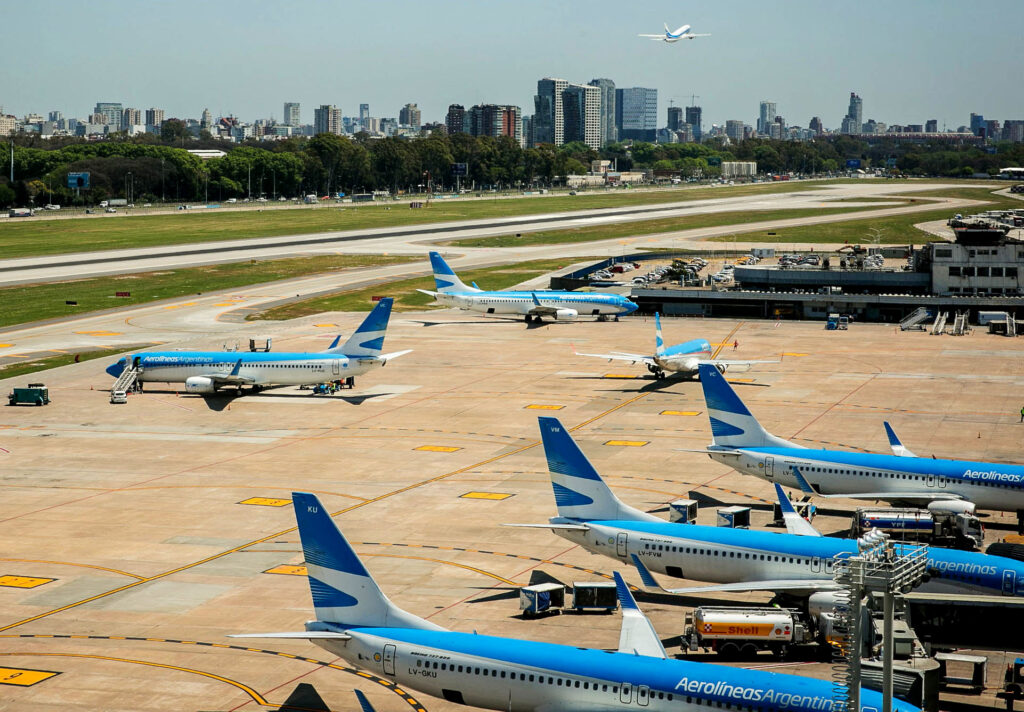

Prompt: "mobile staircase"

[899,307,932,331]
[950,311,970,336]
[930,312,948,335]
[111,365,139,396]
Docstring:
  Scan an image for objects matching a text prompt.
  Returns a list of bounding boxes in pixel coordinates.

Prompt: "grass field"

[710,187,1021,244]
[254,258,595,321]
[0,254,416,329]
[0,348,123,382]
[0,181,856,259]
[439,204,898,248]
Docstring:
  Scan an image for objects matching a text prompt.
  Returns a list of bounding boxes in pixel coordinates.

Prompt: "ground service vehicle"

[8,208,33,217]
[8,384,49,406]
[852,507,983,550]
[683,606,814,659]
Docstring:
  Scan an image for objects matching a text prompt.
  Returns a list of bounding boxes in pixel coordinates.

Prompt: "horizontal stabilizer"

[228,631,352,640]
[502,522,591,531]
[774,483,821,537]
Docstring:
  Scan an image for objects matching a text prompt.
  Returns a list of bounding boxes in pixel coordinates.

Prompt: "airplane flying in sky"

[575,312,775,379]
[510,417,1024,598]
[232,492,917,712]
[697,364,1024,516]
[105,298,409,394]
[418,252,637,323]
[639,23,711,43]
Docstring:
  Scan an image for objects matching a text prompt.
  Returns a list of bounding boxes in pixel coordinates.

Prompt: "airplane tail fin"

[537,417,659,522]
[327,298,394,357]
[654,313,666,357]
[697,364,797,449]
[292,492,443,631]
[429,252,481,294]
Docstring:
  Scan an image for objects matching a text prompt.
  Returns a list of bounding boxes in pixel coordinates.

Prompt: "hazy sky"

[4,0,1023,131]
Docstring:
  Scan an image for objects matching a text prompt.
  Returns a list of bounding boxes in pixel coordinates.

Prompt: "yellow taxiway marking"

[525,404,564,410]
[264,564,308,576]
[73,330,121,336]
[0,558,143,579]
[782,352,809,357]
[0,575,54,589]
[604,440,649,447]
[661,410,701,416]
[0,666,60,686]
[239,497,291,507]
[163,302,198,310]
[0,343,13,348]
[460,492,513,500]
[415,445,461,453]
[727,378,755,384]
[602,373,638,379]
[314,323,338,328]
[214,302,238,307]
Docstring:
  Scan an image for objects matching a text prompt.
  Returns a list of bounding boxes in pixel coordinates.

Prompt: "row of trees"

[2,131,1023,208]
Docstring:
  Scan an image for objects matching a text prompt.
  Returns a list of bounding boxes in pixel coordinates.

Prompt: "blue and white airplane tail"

[538,417,661,523]
[292,492,444,631]
[697,364,798,450]
[654,313,666,357]
[325,297,394,357]
[428,252,482,294]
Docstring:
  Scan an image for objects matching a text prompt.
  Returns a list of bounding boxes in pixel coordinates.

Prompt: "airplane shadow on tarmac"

[407,317,571,330]
[141,388,395,410]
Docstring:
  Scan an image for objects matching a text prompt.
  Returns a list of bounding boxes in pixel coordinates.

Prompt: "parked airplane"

[510,417,1024,598]
[639,23,711,43]
[418,252,637,323]
[104,298,409,394]
[232,492,916,712]
[697,364,1024,517]
[575,312,775,379]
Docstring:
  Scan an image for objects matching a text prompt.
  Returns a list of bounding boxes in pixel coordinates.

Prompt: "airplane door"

[382,644,396,676]
[619,682,633,704]
[1004,570,1016,596]
[637,685,650,706]
[811,556,821,573]
[765,456,775,481]
[616,532,628,558]
[332,360,340,376]
[926,474,935,488]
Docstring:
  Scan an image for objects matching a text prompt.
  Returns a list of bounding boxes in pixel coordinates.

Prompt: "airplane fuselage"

[554,518,1024,597]
[709,446,1024,514]
[312,625,905,712]
[434,290,635,319]
[654,339,712,375]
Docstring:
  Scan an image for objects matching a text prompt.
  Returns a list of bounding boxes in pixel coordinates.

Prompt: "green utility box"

[8,383,50,406]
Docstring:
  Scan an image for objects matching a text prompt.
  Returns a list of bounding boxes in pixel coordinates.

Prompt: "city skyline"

[3,0,1023,132]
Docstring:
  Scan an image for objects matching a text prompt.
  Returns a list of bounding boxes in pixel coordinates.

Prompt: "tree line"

[2,129,1022,208]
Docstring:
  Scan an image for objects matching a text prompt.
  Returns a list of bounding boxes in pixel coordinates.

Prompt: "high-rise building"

[467,104,522,145]
[145,108,165,127]
[562,84,601,149]
[94,102,123,129]
[359,104,370,131]
[48,110,63,123]
[969,113,985,136]
[615,87,657,141]
[446,104,467,135]
[925,119,938,133]
[534,77,568,145]
[284,102,300,126]
[758,101,776,135]
[842,93,862,134]
[986,119,1000,139]
[587,78,617,146]
[201,108,212,129]
[399,103,421,130]
[809,116,823,135]
[1003,120,1024,143]
[667,106,683,131]
[725,120,745,143]
[314,104,342,135]
[121,107,141,129]
[685,105,702,142]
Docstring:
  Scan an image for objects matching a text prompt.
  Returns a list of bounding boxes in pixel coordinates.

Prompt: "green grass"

[0,254,417,329]
[439,204,898,248]
[0,181,855,259]
[709,187,1022,244]
[0,349,120,382]
[255,257,596,321]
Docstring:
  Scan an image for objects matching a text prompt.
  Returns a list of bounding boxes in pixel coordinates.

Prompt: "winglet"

[884,421,917,458]
[630,553,664,592]
[327,335,341,350]
[531,292,543,307]
[790,466,820,496]
[613,571,668,659]
[774,483,822,537]
[613,570,640,611]
[230,358,242,377]
[354,690,377,712]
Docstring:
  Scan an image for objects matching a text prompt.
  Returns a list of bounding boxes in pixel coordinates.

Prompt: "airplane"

[417,252,638,323]
[574,312,776,380]
[231,491,917,712]
[696,363,1024,518]
[507,417,1024,598]
[639,23,711,43]
[104,298,409,394]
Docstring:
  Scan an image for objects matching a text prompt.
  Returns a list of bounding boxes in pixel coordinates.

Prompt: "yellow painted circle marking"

[0,575,54,589]
[604,440,649,447]
[0,666,60,686]
[414,445,461,453]
[460,492,513,500]
[238,497,290,507]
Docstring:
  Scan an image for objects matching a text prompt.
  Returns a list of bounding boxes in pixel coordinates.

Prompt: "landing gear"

[525,314,542,324]
[647,364,666,380]
[524,314,532,324]
[1017,510,1024,536]
[597,314,609,322]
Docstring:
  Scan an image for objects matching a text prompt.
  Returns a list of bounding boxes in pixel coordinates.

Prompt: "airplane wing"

[884,422,918,458]
[203,358,255,386]
[574,349,655,366]
[613,571,668,659]
[526,292,565,317]
[630,555,837,594]
[228,631,353,640]
[696,358,779,371]
[791,466,965,503]
[774,483,822,537]
[638,33,665,37]
[502,522,591,531]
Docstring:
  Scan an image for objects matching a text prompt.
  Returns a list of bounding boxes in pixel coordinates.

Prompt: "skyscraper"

[446,104,467,135]
[758,101,776,135]
[533,77,568,145]
[562,84,601,149]
[284,102,300,126]
[145,108,165,128]
[615,87,657,141]
[667,106,683,131]
[809,116,823,135]
[969,113,985,136]
[314,105,342,135]
[121,108,141,128]
[94,102,123,129]
[359,104,370,131]
[467,105,522,144]
[200,108,212,129]
[685,105,702,142]
[399,103,421,130]
[587,78,617,146]
[925,119,938,133]
[842,92,863,134]
[725,120,745,143]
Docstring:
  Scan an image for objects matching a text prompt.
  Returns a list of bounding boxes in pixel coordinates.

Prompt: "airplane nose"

[105,359,125,378]
[622,299,639,314]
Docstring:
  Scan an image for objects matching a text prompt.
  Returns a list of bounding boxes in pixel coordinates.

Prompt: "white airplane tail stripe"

[697,364,797,449]
[429,251,481,294]
[328,298,394,357]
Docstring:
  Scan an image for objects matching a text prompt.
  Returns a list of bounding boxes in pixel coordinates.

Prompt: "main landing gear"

[647,364,666,380]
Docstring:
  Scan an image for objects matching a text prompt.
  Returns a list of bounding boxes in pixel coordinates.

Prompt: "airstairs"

[899,307,932,331]
[111,365,139,395]
[950,311,969,336]
[930,312,948,335]
[1009,314,1018,338]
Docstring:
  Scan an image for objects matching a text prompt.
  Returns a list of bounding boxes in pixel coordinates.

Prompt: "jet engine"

[716,364,728,374]
[184,376,217,394]
[552,308,578,321]
[806,591,847,619]
[927,499,976,516]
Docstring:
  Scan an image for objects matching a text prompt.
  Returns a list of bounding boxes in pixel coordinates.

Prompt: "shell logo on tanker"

[704,622,789,637]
